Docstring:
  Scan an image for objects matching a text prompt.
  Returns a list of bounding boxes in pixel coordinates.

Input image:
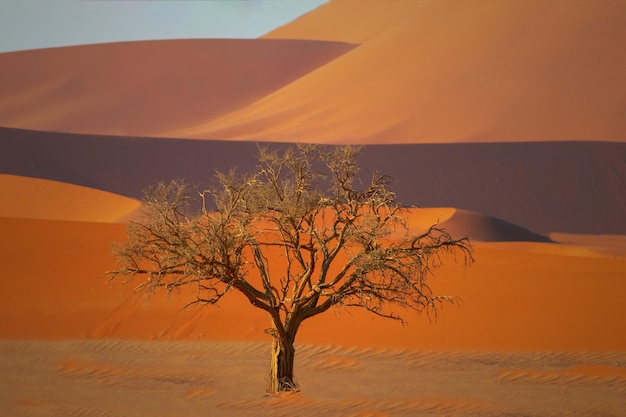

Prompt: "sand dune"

[3,127,625,235]
[176,0,626,143]
[0,174,140,222]
[0,2,623,144]
[0,39,354,137]
[2,214,625,352]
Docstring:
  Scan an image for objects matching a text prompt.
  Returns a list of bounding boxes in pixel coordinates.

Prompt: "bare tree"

[108,144,473,393]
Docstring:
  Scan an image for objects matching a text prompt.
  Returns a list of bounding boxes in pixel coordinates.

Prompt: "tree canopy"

[109,144,473,392]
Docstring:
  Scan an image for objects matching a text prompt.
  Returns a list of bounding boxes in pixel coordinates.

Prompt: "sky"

[0,0,327,53]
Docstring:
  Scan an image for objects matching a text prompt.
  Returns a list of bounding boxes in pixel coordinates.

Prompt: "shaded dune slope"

[401,207,551,243]
[0,39,355,137]
[0,174,140,222]
[1,127,625,234]
[176,0,626,143]
[358,142,626,235]
[439,209,552,243]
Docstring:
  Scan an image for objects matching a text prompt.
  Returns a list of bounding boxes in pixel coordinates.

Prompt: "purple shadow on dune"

[1,127,625,236]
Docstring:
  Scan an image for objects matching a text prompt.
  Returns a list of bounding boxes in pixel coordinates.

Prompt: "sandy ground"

[1,340,625,417]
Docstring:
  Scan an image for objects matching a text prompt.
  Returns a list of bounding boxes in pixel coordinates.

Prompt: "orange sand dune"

[1,213,625,352]
[176,0,626,143]
[0,39,354,137]
[0,175,140,222]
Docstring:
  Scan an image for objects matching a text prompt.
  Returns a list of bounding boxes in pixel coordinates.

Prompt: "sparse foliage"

[108,144,473,393]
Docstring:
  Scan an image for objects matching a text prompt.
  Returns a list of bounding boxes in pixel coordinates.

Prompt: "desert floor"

[1,340,625,417]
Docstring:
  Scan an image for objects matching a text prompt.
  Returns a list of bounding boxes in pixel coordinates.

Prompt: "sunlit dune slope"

[1,213,625,351]
[177,0,626,143]
[0,39,354,136]
[0,218,129,339]
[0,174,140,222]
[263,0,414,43]
[3,128,623,234]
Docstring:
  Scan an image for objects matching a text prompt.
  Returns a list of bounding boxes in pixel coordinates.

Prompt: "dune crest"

[263,0,420,43]
[0,175,140,222]
[0,39,354,137]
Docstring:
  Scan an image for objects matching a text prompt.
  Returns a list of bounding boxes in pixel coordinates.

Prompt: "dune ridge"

[0,38,355,137]
[0,174,140,222]
[262,0,414,43]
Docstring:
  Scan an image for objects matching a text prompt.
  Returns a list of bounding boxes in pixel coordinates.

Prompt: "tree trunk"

[266,323,297,393]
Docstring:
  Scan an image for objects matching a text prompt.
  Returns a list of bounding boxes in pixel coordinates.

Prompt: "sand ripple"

[1,340,624,417]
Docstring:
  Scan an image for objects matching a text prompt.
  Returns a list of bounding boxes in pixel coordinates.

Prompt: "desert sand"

[1,209,625,415]
[3,340,625,416]
[1,0,626,415]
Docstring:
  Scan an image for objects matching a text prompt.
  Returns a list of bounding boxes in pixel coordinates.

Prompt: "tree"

[108,144,473,393]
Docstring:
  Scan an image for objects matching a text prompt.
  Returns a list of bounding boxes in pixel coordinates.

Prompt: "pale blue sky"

[0,0,327,53]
